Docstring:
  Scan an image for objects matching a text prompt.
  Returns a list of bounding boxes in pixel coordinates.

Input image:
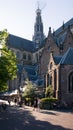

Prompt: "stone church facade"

[6,7,73,104]
[39,22,73,104]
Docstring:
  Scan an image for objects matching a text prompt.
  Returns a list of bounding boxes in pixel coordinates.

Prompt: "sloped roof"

[24,65,38,80]
[54,18,73,46]
[8,34,36,52]
[60,47,73,65]
[55,18,73,36]
[17,64,38,81]
[56,32,67,46]
[53,56,62,64]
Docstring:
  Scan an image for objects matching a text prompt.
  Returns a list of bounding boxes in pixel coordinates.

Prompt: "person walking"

[37,98,40,112]
[33,97,38,111]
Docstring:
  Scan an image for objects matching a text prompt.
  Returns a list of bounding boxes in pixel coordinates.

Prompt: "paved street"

[0,105,73,130]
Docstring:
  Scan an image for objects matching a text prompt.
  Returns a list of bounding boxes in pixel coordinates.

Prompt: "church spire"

[32,6,45,48]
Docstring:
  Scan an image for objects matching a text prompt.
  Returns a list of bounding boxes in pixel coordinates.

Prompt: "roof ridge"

[55,18,73,36]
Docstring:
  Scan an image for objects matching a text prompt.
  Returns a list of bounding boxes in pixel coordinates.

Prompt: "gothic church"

[7,7,73,104]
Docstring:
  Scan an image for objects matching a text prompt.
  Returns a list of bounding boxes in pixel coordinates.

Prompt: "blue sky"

[0,0,73,40]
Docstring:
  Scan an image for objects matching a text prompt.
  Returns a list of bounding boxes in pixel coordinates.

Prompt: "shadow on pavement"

[40,109,73,115]
[40,110,59,116]
[0,106,72,130]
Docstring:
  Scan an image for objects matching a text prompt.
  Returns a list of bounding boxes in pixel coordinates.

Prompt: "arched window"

[49,75,52,85]
[54,69,57,91]
[47,74,49,86]
[23,53,26,59]
[48,46,51,52]
[50,62,53,70]
[68,72,73,92]
[16,51,20,59]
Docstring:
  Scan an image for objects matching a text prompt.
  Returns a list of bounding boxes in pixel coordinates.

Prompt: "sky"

[0,0,73,41]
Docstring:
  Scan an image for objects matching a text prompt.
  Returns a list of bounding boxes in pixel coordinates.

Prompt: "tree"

[23,79,36,98]
[0,30,17,92]
[45,85,53,98]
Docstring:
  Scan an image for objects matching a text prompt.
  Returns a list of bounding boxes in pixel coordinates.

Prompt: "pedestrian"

[33,97,38,111]
[14,98,17,105]
[37,98,40,112]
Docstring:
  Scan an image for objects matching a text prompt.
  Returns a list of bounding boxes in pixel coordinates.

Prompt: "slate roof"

[17,64,38,81]
[53,56,62,64]
[52,18,73,47]
[53,48,73,65]
[60,47,73,65]
[56,32,67,46]
[8,34,36,52]
[24,65,36,75]
[7,18,73,53]
[55,18,73,36]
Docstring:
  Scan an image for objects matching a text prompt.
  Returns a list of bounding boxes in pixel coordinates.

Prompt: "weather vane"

[37,1,46,11]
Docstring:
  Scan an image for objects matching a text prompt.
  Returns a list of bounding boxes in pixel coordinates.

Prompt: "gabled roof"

[55,18,73,36]
[8,34,36,52]
[60,47,73,65]
[53,56,62,64]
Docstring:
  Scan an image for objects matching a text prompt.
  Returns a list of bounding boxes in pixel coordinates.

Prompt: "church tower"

[33,7,45,49]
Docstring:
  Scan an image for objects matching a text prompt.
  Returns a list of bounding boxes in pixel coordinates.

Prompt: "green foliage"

[40,97,58,110]
[0,83,8,92]
[23,80,36,98]
[24,97,34,106]
[0,29,8,44]
[45,85,53,98]
[0,30,17,92]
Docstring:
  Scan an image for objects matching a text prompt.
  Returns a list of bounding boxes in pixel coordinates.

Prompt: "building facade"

[39,20,73,104]
[6,8,73,104]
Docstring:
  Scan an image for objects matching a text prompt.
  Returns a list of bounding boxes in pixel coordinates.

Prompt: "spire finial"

[37,1,39,9]
[36,1,41,14]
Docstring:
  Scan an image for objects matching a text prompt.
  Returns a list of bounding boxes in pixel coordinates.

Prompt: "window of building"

[68,72,73,92]
[28,54,31,60]
[54,70,57,89]
[23,53,26,59]
[48,46,51,51]
[47,74,49,86]
[50,62,53,70]
[16,51,20,59]
[49,75,52,85]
